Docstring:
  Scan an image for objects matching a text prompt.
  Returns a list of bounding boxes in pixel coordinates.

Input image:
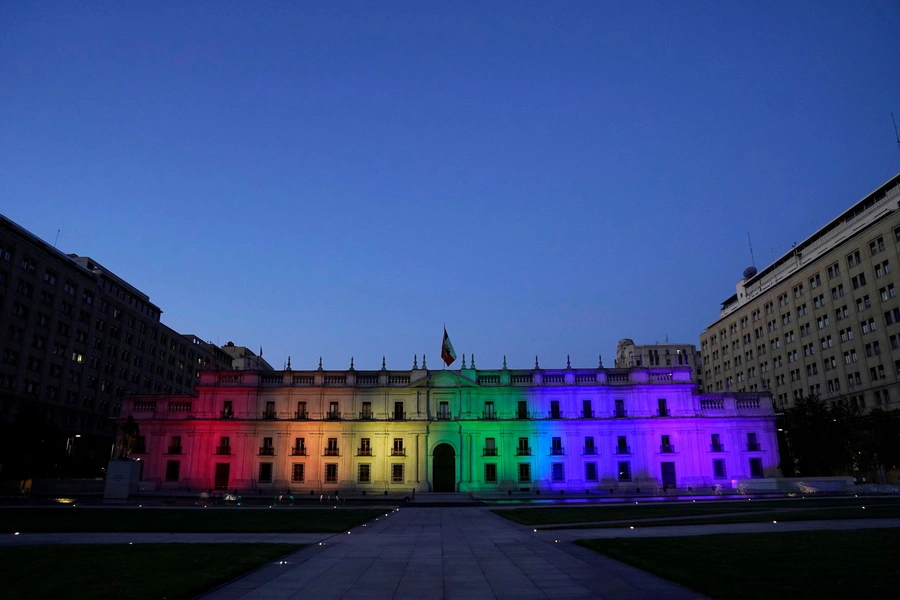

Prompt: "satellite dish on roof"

[743,266,758,279]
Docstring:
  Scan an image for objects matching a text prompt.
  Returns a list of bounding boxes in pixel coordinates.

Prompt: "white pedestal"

[104,460,141,503]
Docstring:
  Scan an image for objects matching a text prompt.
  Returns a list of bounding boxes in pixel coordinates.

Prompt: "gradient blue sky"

[3,2,900,371]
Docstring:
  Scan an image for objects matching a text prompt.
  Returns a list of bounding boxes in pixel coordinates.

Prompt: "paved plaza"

[3,505,898,599]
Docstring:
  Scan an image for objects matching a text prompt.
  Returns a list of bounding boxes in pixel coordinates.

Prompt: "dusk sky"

[3,2,900,372]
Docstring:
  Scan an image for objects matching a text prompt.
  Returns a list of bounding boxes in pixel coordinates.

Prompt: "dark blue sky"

[3,2,900,370]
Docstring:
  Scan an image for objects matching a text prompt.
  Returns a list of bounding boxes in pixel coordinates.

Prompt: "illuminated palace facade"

[124,361,779,493]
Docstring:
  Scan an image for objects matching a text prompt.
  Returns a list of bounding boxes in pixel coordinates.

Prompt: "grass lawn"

[0,543,301,600]
[577,529,898,599]
[556,503,900,529]
[0,507,386,533]
[493,496,899,526]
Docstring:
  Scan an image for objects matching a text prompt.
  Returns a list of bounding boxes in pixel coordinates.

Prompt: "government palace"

[123,357,778,494]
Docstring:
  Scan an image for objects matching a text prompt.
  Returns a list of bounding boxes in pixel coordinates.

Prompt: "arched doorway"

[432,444,456,492]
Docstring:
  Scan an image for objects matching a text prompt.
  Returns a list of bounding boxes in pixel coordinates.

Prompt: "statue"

[118,415,140,459]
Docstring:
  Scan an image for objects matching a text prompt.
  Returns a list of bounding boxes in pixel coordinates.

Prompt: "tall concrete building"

[0,214,236,477]
[123,359,778,494]
[700,173,900,411]
[614,338,702,385]
[220,342,274,371]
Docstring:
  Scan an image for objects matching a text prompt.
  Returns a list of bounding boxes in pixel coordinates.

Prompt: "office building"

[0,214,235,476]
[700,173,900,411]
[614,338,702,384]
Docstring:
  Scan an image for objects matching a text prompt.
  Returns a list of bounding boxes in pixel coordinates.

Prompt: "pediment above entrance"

[408,370,479,388]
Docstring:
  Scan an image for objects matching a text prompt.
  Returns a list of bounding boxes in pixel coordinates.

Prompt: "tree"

[780,395,861,477]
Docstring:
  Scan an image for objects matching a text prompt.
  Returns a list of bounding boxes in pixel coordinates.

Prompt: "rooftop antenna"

[892,111,900,149]
[53,229,60,248]
[747,232,756,267]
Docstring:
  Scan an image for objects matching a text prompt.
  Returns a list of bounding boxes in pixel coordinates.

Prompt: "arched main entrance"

[432,444,456,492]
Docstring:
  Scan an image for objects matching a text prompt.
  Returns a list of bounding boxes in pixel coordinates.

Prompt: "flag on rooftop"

[441,327,457,366]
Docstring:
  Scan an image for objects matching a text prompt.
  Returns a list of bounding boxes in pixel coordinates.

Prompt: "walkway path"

[197,507,704,600]
[3,507,898,599]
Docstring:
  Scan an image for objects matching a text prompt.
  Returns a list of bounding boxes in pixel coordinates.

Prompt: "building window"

[617,462,632,482]
[713,459,726,479]
[517,437,530,455]
[585,462,598,481]
[438,401,450,420]
[260,437,274,456]
[551,437,564,455]
[392,438,405,456]
[484,437,497,456]
[165,460,180,482]
[584,436,596,455]
[582,399,593,418]
[614,399,626,418]
[391,464,404,484]
[869,236,885,255]
[616,436,629,454]
[658,398,669,417]
[517,463,531,483]
[661,435,674,453]
[216,437,230,455]
[291,464,305,483]
[358,437,371,456]
[484,463,498,483]
[325,463,338,483]
[517,400,528,419]
[749,458,764,478]
[292,437,306,456]
[747,432,761,451]
[551,463,565,482]
[258,463,273,483]
[483,401,496,419]
[550,400,561,419]
[325,438,339,456]
[358,464,371,483]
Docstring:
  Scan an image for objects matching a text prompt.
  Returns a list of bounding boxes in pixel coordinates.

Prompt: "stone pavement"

[3,506,898,599]
[197,507,705,600]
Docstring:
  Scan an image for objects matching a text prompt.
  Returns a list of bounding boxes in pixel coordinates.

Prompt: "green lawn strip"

[553,504,900,529]
[493,496,898,526]
[0,507,385,533]
[0,543,302,600]
[576,529,898,600]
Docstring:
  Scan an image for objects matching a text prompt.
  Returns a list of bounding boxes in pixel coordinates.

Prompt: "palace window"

[551,463,565,482]
[713,459,726,479]
[165,460,180,482]
[517,463,531,483]
[484,463,498,483]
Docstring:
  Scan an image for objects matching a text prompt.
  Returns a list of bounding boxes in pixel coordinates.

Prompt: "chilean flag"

[441,327,457,366]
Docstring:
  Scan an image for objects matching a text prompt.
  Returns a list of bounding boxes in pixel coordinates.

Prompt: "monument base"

[104,459,141,504]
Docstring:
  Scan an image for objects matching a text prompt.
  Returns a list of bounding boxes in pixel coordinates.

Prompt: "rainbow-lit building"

[123,359,780,493]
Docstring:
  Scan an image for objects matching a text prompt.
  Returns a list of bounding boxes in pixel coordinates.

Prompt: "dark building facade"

[0,214,233,478]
